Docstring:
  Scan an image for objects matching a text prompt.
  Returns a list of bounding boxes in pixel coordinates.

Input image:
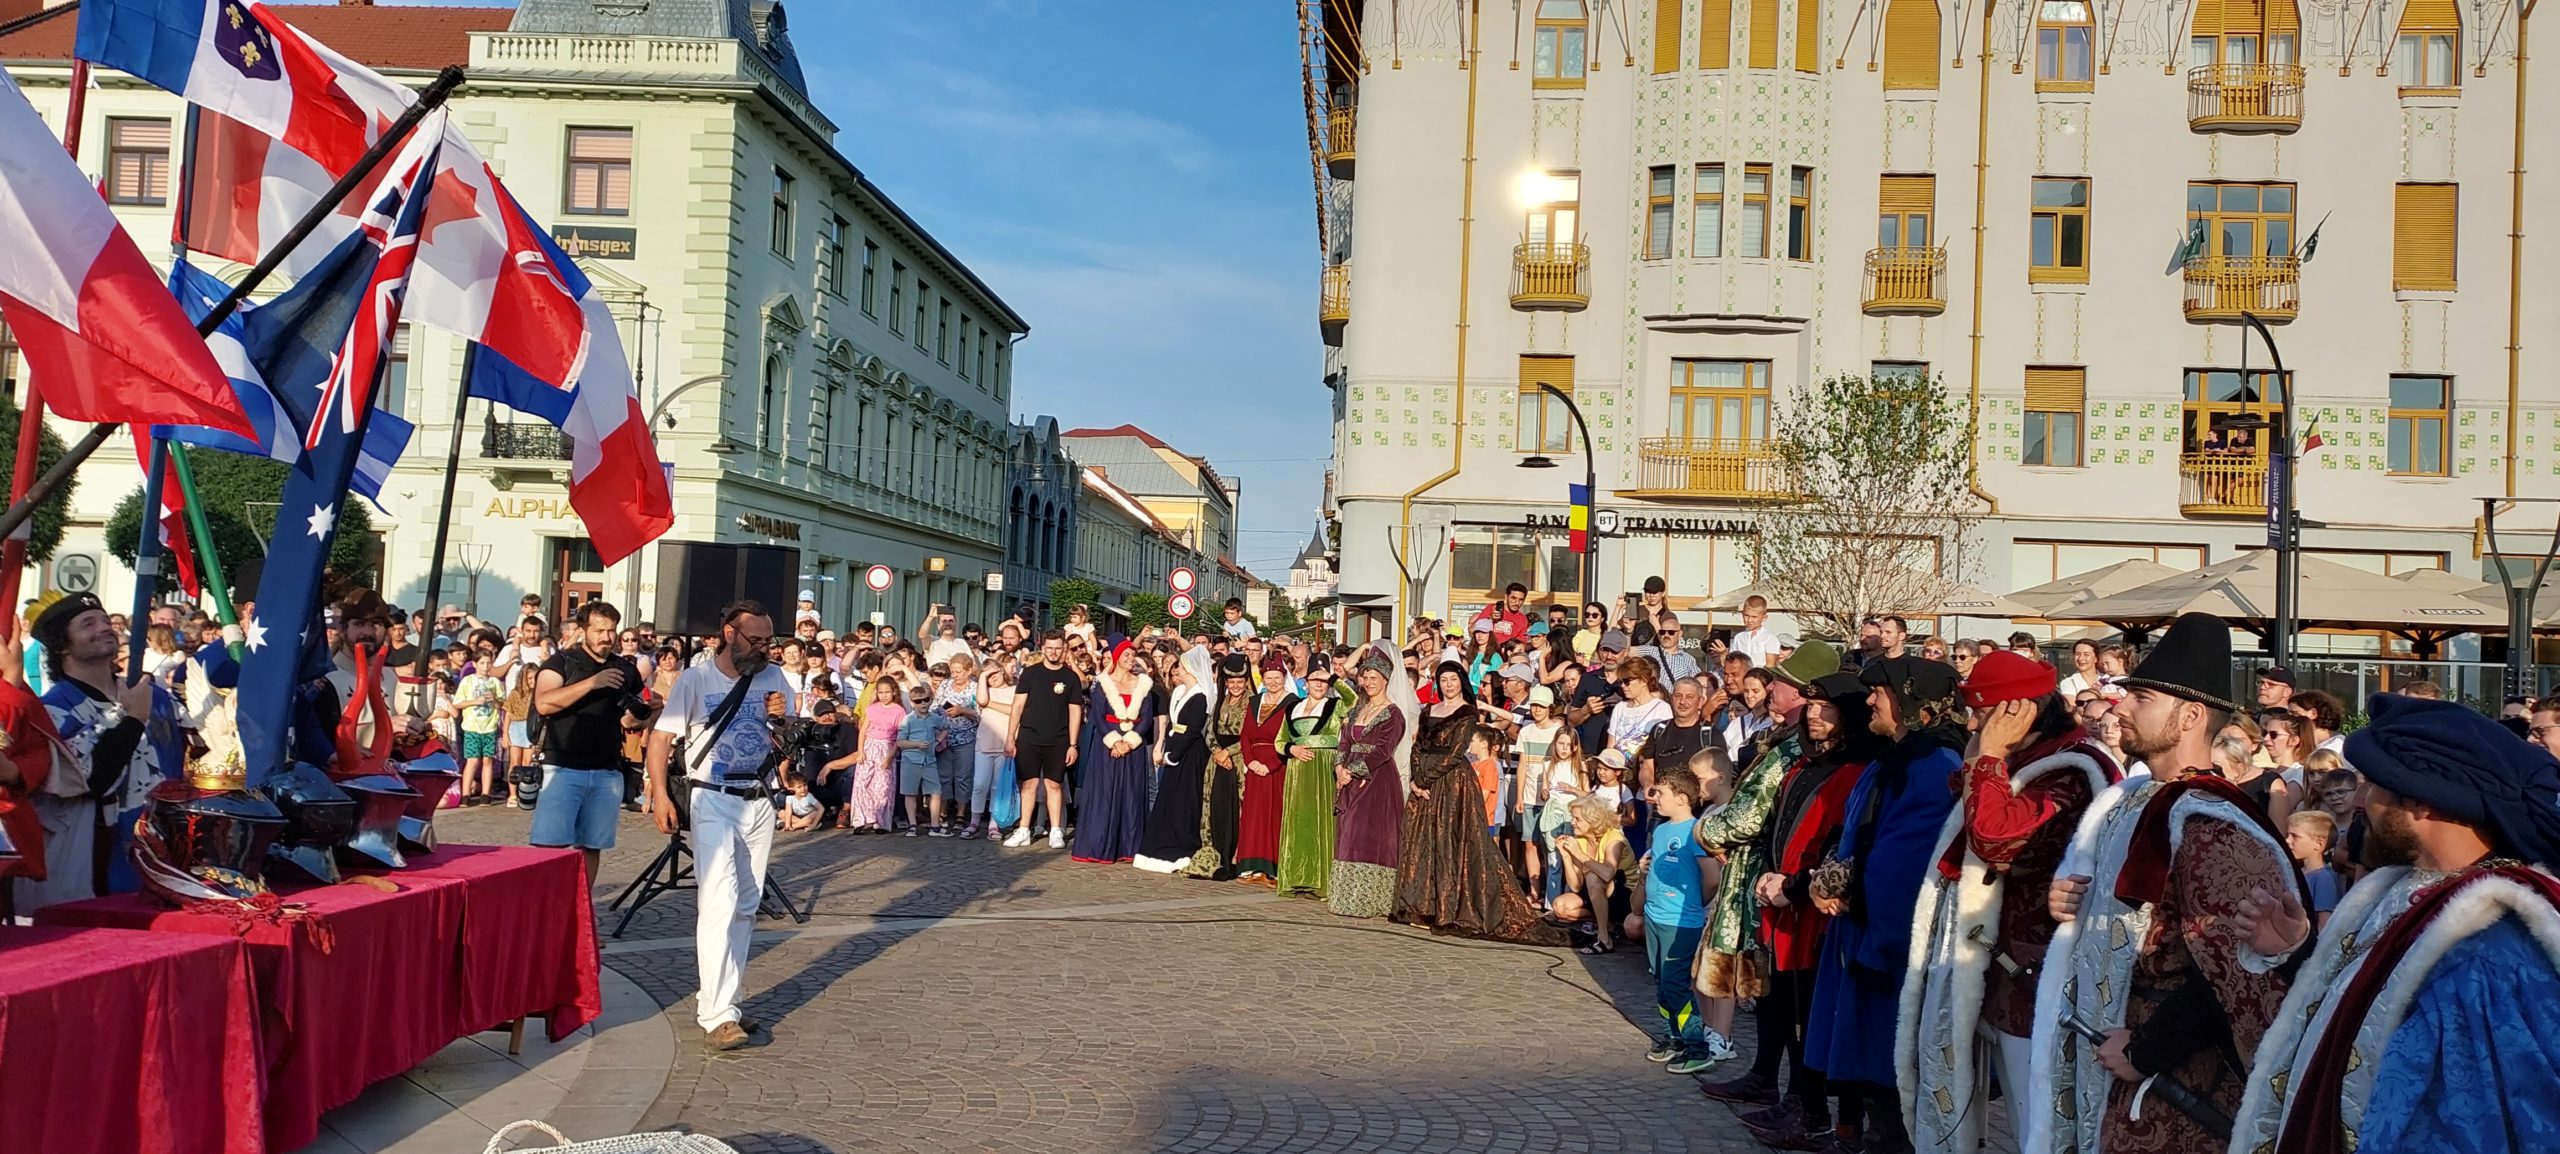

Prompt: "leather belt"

[690,780,771,801]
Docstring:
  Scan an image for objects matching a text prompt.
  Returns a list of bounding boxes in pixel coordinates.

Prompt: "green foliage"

[0,390,74,562]
[103,449,375,596]
[1046,577,1101,623]
[1126,591,1171,632]
[1266,597,1301,634]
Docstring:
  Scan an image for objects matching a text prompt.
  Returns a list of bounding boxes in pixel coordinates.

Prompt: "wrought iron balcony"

[1510,242,1590,311]
[1627,437,1792,502]
[1320,263,1349,346]
[1324,106,1355,180]
[2178,451,2269,517]
[484,419,573,460]
[2187,63,2305,134]
[1862,246,1947,315]
[2183,254,2299,323]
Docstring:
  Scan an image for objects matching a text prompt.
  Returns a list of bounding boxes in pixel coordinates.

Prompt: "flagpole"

[164,105,241,644]
[124,438,169,679]
[409,344,480,694]
[0,65,468,556]
[0,59,94,642]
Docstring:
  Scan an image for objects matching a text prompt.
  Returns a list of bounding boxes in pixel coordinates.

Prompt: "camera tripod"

[607,809,809,939]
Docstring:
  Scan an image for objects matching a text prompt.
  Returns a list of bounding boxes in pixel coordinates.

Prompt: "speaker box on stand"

[653,541,801,636]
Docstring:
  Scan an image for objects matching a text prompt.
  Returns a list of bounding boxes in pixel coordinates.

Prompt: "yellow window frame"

[1741,163,1772,258]
[1670,359,1773,442]
[1534,0,1592,88]
[2030,177,2091,284]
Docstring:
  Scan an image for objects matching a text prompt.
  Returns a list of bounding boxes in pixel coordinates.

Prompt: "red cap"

[1962,650,2058,710]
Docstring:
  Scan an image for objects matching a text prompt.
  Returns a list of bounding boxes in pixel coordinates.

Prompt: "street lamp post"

[2222,312,2297,668]
[1518,382,1600,612]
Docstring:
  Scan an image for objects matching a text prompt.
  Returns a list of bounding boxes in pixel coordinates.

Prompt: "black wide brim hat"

[2114,611,2240,712]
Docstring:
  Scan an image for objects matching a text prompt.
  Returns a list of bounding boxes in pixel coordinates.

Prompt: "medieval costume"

[1069,645,1154,864]
[1901,650,2119,1154]
[0,673,74,907]
[1805,656,1963,1154]
[1276,674,1352,898]
[29,593,184,904]
[1231,655,1296,879]
[2231,694,2560,1154]
[1135,646,1214,874]
[1181,655,1252,880]
[2028,613,2300,1154]
[1392,662,1563,945]
[1694,670,1812,1000]
[1329,644,1410,919]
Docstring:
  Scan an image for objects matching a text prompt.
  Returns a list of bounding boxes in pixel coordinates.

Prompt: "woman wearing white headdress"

[1327,642,1415,918]
[1134,643,1216,874]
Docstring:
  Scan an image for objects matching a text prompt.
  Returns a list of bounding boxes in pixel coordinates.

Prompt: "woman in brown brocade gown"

[1393,662,1568,945]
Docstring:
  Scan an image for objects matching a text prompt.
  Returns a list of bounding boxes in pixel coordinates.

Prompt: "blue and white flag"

[164,259,413,508]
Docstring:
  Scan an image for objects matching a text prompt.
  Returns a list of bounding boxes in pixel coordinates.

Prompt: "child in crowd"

[2288,809,2341,931]
[1640,756,1729,1075]
[1555,792,1636,955]
[1592,748,1638,833]
[895,685,944,837]
[1514,689,1565,905]
[1468,728,1503,835]
[456,657,504,805]
[780,774,822,832]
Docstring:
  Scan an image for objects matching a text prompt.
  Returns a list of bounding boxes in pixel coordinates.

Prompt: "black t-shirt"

[1014,663,1085,746]
[537,647,640,766]
[1571,670,1615,755]
[1646,719,1713,774]
[382,643,421,670]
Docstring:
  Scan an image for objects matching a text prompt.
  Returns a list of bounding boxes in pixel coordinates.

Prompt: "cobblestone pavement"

[436,804,1796,1154]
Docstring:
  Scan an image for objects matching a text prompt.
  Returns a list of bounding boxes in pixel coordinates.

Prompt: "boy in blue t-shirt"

[895,685,943,836]
[1641,755,1727,1073]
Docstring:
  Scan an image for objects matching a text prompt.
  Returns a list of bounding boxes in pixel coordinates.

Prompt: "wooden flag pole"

[123,437,169,679]
[1,59,93,640]
[0,66,468,559]
[408,343,480,692]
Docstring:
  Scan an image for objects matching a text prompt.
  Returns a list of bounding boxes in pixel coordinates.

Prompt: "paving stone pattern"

[437,806,1805,1153]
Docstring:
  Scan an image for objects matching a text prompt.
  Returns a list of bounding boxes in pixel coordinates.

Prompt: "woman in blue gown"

[1070,642,1157,863]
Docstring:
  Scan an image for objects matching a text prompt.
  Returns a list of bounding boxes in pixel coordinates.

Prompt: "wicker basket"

[482,1120,742,1154]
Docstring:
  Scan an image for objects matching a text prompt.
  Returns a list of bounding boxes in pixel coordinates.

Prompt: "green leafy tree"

[104,451,375,596]
[1750,372,1984,637]
[0,390,75,562]
[1266,597,1302,634]
[1046,577,1101,624]
[1126,591,1171,632]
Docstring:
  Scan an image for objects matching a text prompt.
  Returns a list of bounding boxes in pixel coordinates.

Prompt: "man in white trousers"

[645,600,792,1051]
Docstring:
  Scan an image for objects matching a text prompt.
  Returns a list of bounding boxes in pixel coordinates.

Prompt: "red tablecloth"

[35,843,601,1153]
[0,925,265,1154]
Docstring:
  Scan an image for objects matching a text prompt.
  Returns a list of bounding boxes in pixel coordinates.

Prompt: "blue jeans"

[1647,920,1705,1046]
[529,764,624,850]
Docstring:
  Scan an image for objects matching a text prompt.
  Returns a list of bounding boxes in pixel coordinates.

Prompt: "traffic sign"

[1168,592,1197,620]
[865,565,893,593]
[1168,566,1197,595]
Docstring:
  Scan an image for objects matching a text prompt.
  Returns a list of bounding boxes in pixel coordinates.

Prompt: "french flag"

[0,71,249,437]
[465,219,673,566]
[75,0,412,175]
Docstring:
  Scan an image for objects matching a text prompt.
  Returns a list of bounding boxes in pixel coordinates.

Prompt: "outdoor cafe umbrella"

[2007,558,2185,619]
[1704,571,2036,618]
[2387,568,2509,655]
[2068,551,2504,652]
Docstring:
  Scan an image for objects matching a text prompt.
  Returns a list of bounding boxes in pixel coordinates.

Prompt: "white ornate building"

[1306,0,2556,644]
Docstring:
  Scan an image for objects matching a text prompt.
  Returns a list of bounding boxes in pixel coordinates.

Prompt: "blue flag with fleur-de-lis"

[231,122,443,788]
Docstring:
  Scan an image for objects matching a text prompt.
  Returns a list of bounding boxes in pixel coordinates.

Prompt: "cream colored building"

[1306,0,2557,644]
[0,1,1026,632]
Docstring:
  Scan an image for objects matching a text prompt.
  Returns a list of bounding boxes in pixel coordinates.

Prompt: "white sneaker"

[1047,828,1066,849]
[1703,1031,1738,1062]
[1003,827,1032,848]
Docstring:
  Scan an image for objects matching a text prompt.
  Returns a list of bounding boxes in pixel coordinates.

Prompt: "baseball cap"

[1599,629,1630,653]
[2257,665,2296,686]
[1643,576,1666,595]
[1499,662,1536,684]
[1528,685,1556,707]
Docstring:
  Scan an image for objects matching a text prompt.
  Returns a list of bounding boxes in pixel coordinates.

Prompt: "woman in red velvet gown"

[1232,653,1298,881]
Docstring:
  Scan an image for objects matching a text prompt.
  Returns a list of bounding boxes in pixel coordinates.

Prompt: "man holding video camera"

[531,599,654,883]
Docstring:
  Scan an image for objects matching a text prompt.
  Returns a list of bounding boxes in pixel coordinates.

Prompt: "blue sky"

[786,2,1327,574]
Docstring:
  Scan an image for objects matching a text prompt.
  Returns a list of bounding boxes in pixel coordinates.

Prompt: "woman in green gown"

[1275,663,1353,899]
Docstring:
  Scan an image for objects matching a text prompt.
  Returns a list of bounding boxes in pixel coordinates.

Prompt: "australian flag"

[231,113,443,787]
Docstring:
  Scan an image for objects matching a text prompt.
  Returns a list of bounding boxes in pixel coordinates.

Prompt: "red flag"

[126,429,201,598]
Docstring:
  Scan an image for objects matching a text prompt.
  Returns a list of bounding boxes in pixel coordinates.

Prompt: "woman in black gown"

[1393,661,1566,945]
[1182,654,1253,880]
[1135,646,1214,873]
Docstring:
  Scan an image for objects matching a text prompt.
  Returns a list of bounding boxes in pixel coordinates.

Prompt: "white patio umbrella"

[1704,571,2036,618]
[2069,551,2507,633]
[2007,559,2185,619]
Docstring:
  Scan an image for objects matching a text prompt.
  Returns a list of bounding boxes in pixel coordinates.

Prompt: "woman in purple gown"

[1329,643,1414,919]
[1069,642,1156,863]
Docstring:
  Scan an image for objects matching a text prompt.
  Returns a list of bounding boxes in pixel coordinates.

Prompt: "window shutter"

[1520,355,1576,394]
[1883,0,1941,91]
[1656,0,1685,72]
[1797,0,1821,72]
[2024,367,2086,413]
[1700,0,1732,67]
[2393,183,2458,290]
[2399,0,2458,32]
[1750,0,1780,67]
[2266,0,2299,37]
[1879,174,1935,214]
[2214,0,2263,36]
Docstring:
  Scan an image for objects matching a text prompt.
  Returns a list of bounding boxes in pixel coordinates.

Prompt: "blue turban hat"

[2346,693,2560,866]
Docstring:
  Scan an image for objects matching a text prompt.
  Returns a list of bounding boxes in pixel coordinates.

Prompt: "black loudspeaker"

[653,541,801,637]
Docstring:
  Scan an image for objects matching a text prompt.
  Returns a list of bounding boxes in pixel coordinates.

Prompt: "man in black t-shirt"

[531,600,652,878]
[1643,677,1715,792]
[1006,630,1084,849]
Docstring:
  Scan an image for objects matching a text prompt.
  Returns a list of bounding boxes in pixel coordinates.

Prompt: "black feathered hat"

[2114,611,2239,712]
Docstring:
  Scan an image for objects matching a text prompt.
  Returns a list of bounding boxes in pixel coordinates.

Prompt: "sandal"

[1578,939,1616,956]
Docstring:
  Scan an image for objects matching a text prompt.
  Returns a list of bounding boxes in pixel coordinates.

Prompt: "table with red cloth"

[0,925,266,1154]
[34,843,601,1153]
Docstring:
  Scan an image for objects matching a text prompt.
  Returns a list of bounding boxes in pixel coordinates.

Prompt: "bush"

[0,390,75,562]
[103,449,375,597]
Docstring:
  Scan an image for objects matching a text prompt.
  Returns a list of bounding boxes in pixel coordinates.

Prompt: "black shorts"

[1017,742,1071,783]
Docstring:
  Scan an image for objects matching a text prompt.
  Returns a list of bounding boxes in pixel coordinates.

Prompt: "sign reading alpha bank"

[550,224,637,261]
[1524,512,1756,537]
[488,496,582,521]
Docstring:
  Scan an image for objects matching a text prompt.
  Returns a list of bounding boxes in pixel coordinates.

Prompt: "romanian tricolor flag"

[1568,483,1592,553]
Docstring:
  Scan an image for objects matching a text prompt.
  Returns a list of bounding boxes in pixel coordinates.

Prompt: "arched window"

[853,396,871,483]
[2189,0,2298,70]
[810,379,837,470]
[2394,0,2459,89]
[1009,490,1024,563]
[758,353,785,451]
[1533,0,1588,88]
[2035,0,2094,90]
[1882,0,1940,92]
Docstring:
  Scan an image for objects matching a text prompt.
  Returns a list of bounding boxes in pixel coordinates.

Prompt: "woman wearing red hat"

[1070,641,1156,863]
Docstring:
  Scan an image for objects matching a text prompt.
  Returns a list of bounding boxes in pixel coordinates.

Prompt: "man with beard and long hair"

[1900,650,2119,1154]
[1801,656,1964,1154]
[2226,693,2560,1154]
[2031,613,2302,1154]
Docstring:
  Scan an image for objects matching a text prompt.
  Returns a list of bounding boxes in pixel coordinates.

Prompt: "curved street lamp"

[1517,382,1599,610]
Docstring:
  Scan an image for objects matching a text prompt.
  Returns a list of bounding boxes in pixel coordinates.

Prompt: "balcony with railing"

[484,419,573,461]
[1627,438,1793,502]
[1324,106,1355,180]
[2187,64,2306,133]
[1320,263,1350,346]
[2179,452,2269,517]
[1510,242,1590,311]
[2183,254,2299,322]
[1862,246,1947,315]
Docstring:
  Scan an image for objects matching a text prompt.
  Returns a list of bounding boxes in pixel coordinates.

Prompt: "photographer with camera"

[530,600,654,883]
